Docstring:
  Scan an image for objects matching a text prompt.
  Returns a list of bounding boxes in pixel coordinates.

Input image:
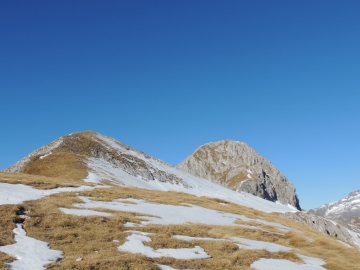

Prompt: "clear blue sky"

[1,1,359,210]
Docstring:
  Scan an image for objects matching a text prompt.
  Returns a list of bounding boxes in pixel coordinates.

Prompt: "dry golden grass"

[21,193,158,269]
[0,205,18,246]
[6,131,102,182]
[227,171,253,190]
[0,172,359,269]
[21,192,303,270]
[21,151,88,182]
[0,253,14,270]
[2,185,355,269]
[0,205,18,269]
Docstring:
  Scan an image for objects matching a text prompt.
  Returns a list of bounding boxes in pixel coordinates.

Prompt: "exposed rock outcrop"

[177,140,301,210]
[281,211,360,249]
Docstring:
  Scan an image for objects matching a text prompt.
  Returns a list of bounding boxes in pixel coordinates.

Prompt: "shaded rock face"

[310,190,360,223]
[281,211,360,249]
[177,140,301,210]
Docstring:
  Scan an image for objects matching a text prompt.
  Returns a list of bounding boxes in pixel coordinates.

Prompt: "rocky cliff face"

[281,211,360,249]
[177,140,301,210]
[310,190,360,223]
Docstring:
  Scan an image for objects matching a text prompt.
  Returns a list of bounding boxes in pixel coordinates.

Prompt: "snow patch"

[118,231,210,259]
[39,152,52,159]
[251,254,326,270]
[84,172,101,183]
[0,183,94,206]
[0,224,63,270]
[230,237,291,252]
[157,265,177,270]
[124,222,142,227]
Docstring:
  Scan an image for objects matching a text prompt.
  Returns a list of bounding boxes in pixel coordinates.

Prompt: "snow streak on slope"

[251,255,326,270]
[173,235,292,253]
[229,237,292,252]
[0,183,94,205]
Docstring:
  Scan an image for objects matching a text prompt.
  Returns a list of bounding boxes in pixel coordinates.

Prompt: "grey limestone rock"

[281,211,360,249]
[177,140,301,210]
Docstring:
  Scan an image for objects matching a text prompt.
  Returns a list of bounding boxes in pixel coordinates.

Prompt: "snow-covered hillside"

[311,190,360,223]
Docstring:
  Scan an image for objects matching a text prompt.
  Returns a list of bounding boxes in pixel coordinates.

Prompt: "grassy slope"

[0,172,359,269]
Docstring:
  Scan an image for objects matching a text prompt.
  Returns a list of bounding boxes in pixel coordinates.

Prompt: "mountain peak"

[310,189,360,223]
[177,140,301,210]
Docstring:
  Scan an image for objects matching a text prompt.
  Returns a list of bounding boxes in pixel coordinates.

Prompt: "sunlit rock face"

[177,140,301,210]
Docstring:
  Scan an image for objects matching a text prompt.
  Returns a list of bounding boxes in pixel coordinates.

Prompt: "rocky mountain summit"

[310,190,360,223]
[177,140,301,210]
